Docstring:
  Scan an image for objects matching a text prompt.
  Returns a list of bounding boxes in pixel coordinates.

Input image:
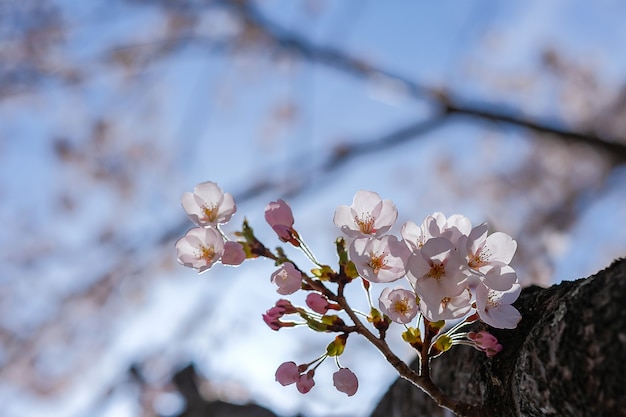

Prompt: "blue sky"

[2,1,626,416]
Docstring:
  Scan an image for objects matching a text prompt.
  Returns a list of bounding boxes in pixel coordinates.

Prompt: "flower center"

[428,262,445,280]
[202,204,219,222]
[368,253,387,274]
[355,213,376,234]
[393,298,410,315]
[468,248,491,269]
[441,297,451,309]
[485,293,500,310]
[198,244,216,262]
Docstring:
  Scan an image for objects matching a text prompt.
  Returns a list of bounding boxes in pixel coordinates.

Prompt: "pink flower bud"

[306,293,330,314]
[275,299,298,314]
[275,361,300,386]
[221,241,246,266]
[468,331,503,357]
[265,199,299,245]
[296,370,315,394]
[333,368,358,396]
[262,313,282,331]
[265,306,286,319]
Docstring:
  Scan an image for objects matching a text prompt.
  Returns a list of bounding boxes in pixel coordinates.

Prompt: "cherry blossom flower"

[306,293,331,314]
[221,241,246,266]
[175,227,225,273]
[378,287,419,324]
[468,331,503,357]
[406,237,467,301]
[333,190,398,238]
[475,283,522,329]
[270,262,302,295]
[461,223,517,274]
[419,289,472,321]
[333,368,358,396]
[265,199,299,245]
[275,362,300,386]
[181,181,236,227]
[349,235,410,283]
[296,370,315,394]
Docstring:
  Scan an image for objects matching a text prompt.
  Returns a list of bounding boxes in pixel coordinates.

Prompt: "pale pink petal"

[401,221,425,252]
[484,232,517,265]
[483,265,517,291]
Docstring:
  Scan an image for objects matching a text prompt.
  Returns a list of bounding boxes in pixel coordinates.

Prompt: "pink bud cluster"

[175,182,245,272]
[275,361,358,396]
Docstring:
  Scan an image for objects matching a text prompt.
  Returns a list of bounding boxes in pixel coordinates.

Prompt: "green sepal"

[336,237,349,264]
[433,334,453,353]
[304,317,329,332]
[344,261,359,280]
[402,327,422,344]
[311,265,336,281]
[368,307,391,333]
[326,334,348,357]
[321,314,345,327]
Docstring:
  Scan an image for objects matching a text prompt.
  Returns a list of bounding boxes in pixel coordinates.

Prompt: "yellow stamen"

[202,204,218,223]
[198,244,216,262]
[368,253,387,274]
[393,299,410,315]
[468,249,491,269]
[428,262,445,280]
[355,213,375,234]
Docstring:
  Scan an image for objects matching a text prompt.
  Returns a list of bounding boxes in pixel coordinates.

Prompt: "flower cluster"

[175,181,245,272]
[336,190,521,329]
[176,182,523,401]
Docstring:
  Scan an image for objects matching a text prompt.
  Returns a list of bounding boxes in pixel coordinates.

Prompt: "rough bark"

[370,258,626,417]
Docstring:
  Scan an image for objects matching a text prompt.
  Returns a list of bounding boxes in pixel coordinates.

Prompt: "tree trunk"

[371,258,626,417]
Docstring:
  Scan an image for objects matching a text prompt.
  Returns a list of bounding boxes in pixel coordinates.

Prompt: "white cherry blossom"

[349,235,410,283]
[175,227,225,273]
[461,223,517,274]
[475,283,522,329]
[378,286,419,324]
[406,237,467,301]
[333,190,397,238]
[181,181,236,227]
